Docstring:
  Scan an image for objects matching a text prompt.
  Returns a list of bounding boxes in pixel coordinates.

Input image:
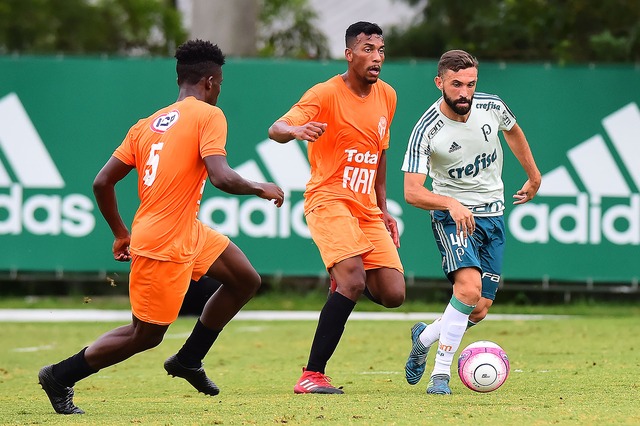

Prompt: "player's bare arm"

[404,172,475,237]
[268,120,327,143]
[204,155,285,207]
[503,124,542,204]
[93,156,134,261]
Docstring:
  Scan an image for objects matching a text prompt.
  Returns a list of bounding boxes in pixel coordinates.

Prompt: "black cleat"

[164,354,220,396]
[38,365,85,415]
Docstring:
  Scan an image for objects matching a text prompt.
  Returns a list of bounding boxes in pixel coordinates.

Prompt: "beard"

[443,91,473,115]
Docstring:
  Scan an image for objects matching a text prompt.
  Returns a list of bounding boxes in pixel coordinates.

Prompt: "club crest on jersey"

[481,124,492,142]
[151,110,180,133]
[378,116,388,139]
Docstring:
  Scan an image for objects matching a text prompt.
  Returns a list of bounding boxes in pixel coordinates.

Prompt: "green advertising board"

[1,57,638,283]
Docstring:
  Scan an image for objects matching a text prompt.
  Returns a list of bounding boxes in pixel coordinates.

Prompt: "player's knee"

[336,280,365,299]
[234,268,261,296]
[341,280,366,294]
[381,294,404,308]
[454,285,481,306]
[135,329,165,351]
[379,288,405,308]
[146,334,165,350]
[458,293,481,308]
[247,269,262,294]
[238,275,261,301]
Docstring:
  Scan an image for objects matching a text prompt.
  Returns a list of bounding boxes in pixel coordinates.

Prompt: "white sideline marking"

[12,344,54,353]
[0,309,570,322]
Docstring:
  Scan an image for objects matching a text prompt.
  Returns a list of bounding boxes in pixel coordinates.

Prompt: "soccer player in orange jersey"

[269,22,405,394]
[38,40,284,415]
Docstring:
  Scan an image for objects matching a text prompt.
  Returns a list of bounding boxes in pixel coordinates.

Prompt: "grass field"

[1,293,639,425]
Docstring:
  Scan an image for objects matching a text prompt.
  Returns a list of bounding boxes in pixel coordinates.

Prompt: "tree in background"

[0,0,185,55]
[0,0,330,59]
[386,0,640,63]
[257,0,330,59]
[4,0,635,63]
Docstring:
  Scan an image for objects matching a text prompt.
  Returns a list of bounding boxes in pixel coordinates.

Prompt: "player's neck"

[439,102,470,123]
[341,72,373,98]
[177,86,205,103]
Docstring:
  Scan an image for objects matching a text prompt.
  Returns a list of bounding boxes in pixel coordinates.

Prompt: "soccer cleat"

[405,322,429,385]
[294,368,344,394]
[38,365,85,415]
[164,354,220,396]
[426,374,452,395]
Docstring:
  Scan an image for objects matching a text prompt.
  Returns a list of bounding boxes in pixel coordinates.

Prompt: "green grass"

[2,289,640,316]
[0,305,639,425]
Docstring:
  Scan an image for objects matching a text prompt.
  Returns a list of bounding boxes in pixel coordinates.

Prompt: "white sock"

[430,298,474,378]
[419,317,441,348]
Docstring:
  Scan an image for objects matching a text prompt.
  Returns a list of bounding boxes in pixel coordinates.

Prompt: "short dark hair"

[345,21,383,48]
[175,39,226,85]
[437,50,478,77]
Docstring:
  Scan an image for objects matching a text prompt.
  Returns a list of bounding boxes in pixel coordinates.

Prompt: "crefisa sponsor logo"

[0,93,95,237]
[509,103,640,245]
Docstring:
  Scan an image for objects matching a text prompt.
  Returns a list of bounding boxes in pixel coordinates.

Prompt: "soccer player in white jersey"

[401,49,541,394]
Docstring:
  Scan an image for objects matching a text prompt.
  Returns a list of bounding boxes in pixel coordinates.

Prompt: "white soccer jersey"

[401,92,516,216]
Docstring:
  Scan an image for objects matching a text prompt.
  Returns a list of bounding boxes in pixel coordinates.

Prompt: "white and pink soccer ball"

[457,340,510,392]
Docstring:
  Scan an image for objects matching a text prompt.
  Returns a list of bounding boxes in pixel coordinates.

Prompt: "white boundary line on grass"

[0,309,570,322]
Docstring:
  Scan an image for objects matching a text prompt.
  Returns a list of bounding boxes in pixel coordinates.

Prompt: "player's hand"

[448,200,475,238]
[513,178,540,205]
[259,183,285,207]
[382,212,400,248]
[112,235,131,262]
[291,121,327,142]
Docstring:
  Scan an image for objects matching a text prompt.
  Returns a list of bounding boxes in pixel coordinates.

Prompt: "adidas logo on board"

[0,93,95,236]
[509,102,640,245]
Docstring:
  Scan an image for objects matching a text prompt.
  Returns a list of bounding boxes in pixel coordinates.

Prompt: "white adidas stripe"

[0,93,64,188]
[538,102,640,198]
[234,138,310,193]
[298,379,319,390]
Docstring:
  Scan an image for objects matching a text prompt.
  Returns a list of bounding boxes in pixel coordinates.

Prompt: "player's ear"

[435,76,443,90]
[345,47,353,62]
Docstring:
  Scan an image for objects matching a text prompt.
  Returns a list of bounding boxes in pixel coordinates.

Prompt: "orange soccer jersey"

[113,96,227,263]
[278,75,397,218]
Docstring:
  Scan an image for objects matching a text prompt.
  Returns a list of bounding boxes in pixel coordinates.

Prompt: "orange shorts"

[305,201,403,273]
[129,226,230,325]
